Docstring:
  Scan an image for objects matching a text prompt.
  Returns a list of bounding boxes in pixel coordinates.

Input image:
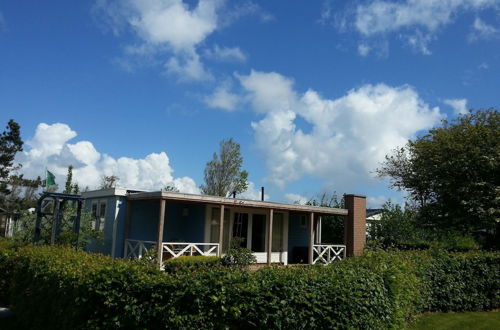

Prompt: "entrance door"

[232,212,248,248]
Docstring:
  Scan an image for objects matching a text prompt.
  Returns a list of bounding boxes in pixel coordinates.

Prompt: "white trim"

[81,188,129,199]
[129,191,348,216]
[111,199,121,258]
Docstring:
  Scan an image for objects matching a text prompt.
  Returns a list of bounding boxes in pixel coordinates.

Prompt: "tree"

[162,185,179,193]
[377,109,499,235]
[100,175,119,189]
[200,138,249,197]
[64,165,74,194]
[0,120,23,199]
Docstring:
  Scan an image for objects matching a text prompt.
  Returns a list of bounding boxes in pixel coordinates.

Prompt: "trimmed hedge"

[0,239,498,329]
[163,255,221,273]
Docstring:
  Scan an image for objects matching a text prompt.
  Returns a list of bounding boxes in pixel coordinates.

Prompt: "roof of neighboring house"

[82,188,349,216]
[366,208,384,221]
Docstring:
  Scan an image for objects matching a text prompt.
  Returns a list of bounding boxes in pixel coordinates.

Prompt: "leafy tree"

[100,175,119,189]
[64,165,74,194]
[0,120,23,200]
[200,138,248,197]
[377,109,499,236]
[162,185,179,193]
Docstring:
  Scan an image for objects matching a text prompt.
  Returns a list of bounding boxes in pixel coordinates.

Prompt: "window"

[299,215,307,228]
[209,207,230,250]
[91,200,107,231]
[251,214,266,252]
[98,201,107,231]
[272,213,284,252]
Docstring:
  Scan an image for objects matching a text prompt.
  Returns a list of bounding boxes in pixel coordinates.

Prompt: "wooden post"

[308,212,314,265]
[157,200,166,267]
[123,200,133,258]
[218,205,225,256]
[267,209,274,265]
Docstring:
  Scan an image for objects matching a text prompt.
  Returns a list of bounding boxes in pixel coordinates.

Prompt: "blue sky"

[1,0,499,205]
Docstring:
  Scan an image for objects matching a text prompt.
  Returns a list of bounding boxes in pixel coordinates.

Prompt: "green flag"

[46,170,56,187]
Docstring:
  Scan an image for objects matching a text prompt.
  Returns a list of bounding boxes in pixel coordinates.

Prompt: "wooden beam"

[267,209,274,265]
[218,205,225,256]
[157,200,166,267]
[308,212,314,265]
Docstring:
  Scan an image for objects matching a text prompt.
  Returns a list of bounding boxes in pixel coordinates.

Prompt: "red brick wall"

[344,194,366,257]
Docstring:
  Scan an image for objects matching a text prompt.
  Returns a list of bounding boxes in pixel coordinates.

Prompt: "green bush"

[163,255,221,273]
[221,248,256,267]
[0,242,498,329]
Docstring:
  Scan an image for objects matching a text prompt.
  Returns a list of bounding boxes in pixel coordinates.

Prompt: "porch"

[124,238,346,266]
[121,191,365,268]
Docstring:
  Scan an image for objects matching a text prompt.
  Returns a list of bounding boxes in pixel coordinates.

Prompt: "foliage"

[200,138,249,197]
[0,119,25,208]
[307,191,344,244]
[221,237,256,267]
[368,201,481,252]
[377,109,500,237]
[100,175,119,189]
[0,243,498,329]
[162,185,179,192]
[163,255,221,273]
[368,201,421,246]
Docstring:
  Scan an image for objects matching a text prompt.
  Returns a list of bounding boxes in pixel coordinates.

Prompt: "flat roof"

[128,191,348,216]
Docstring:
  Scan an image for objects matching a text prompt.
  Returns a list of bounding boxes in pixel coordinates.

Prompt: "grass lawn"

[408,311,500,330]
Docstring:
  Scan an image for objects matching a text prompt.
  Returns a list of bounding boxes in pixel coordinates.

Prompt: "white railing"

[162,242,219,259]
[124,240,220,267]
[313,244,346,265]
[124,239,157,259]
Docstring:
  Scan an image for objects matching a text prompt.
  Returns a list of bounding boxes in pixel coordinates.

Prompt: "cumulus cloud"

[237,70,442,190]
[468,17,500,41]
[204,45,247,62]
[15,123,199,193]
[204,83,241,111]
[238,181,269,201]
[443,98,469,115]
[95,0,223,81]
[334,0,500,55]
[284,193,308,205]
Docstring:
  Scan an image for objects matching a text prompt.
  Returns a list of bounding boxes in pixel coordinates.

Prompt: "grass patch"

[409,311,500,330]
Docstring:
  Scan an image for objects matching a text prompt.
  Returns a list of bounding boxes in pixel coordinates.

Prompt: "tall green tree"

[377,109,499,235]
[0,120,24,199]
[200,138,248,197]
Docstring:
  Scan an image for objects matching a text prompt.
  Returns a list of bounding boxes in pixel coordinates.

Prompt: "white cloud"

[238,181,269,201]
[15,123,199,193]
[358,43,371,56]
[340,0,500,55]
[367,195,388,208]
[284,193,308,205]
[204,83,241,111]
[468,17,500,41]
[237,70,443,191]
[96,0,224,81]
[443,98,469,115]
[204,45,247,62]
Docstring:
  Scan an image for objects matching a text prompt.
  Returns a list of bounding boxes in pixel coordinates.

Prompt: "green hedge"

[163,255,221,273]
[0,239,498,329]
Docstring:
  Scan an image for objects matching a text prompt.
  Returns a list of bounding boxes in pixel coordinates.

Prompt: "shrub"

[163,255,221,273]
[221,248,256,267]
[0,243,498,329]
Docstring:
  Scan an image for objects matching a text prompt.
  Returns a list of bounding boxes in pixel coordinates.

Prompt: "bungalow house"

[81,188,366,266]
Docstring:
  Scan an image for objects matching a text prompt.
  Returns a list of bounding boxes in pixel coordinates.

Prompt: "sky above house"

[1,0,499,206]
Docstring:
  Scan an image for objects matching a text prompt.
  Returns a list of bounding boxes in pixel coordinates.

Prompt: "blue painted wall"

[288,213,309,263]
[85,196,119,256]
[128,201,206,243]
